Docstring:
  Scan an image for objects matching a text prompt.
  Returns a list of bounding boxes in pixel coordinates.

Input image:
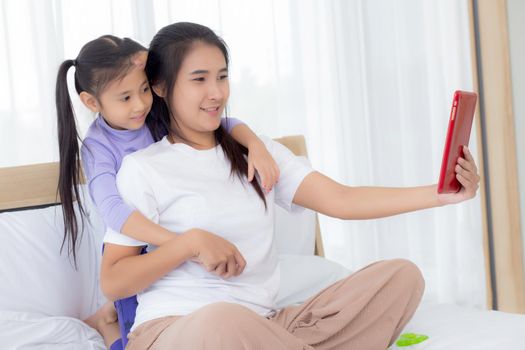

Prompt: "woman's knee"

[388,258,425,292]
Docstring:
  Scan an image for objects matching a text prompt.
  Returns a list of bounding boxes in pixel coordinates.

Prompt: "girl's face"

[168,42,230,144]
[82,52,153,130]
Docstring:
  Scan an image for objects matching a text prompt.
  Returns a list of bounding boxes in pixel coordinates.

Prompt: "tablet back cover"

[438,91,477,193]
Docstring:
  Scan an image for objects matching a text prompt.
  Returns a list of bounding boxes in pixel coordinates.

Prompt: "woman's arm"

[293,172,440,219]
[293,146,480,219]
[101,236,191,301]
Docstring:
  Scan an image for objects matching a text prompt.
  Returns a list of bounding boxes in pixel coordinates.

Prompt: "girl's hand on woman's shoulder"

[247,140,280,193]
[437,146,481,205]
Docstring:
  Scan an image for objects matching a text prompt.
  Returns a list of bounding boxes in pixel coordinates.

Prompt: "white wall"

[506,0,525,283]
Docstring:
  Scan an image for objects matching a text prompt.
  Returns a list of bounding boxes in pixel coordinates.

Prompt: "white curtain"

[0,0,485,308]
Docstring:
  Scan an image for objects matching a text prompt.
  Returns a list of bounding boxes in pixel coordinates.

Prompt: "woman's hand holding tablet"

[437,145,480,204]
[436,90,480,203]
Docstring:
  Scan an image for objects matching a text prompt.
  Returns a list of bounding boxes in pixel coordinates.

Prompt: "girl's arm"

[81,141,174,246]
[120,211,173,245]
[226,119,280,193]
[292,146,480,219]
[89,173,173,245]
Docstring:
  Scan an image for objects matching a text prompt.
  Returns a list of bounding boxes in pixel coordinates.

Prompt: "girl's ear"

[152,83,166,98]
[79,92,100,113]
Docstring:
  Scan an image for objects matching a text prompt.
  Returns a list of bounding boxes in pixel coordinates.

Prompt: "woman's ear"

[152,83,166,98]
[79,92,100,113]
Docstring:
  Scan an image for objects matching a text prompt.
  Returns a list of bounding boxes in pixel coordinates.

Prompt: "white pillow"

[0,190,104,320]
[274,156,317,255]
[272,155,351,308]
[0,310,105,349]
[276,254,351,308]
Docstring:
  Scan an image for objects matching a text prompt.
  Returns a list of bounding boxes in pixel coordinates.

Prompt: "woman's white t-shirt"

[103,136,313,330]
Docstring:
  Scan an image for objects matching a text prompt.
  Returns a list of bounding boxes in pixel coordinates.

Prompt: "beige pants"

[126,259,424,350]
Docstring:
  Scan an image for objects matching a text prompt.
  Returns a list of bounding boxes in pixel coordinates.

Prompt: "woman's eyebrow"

[189,67,228,75]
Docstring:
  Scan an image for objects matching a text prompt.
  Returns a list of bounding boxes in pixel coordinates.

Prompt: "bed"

[1,135,524,349]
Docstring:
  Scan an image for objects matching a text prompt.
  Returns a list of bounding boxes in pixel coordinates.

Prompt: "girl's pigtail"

[55,59,85,267]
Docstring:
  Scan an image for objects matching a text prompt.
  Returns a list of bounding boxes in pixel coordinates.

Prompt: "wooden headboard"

[0,162,60,211]
[0,135,324,256]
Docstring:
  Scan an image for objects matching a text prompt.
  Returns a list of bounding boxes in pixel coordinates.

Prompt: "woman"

[101,22,480,350]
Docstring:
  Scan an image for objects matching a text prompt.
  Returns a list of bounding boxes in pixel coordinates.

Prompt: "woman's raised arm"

[292,146,479,219]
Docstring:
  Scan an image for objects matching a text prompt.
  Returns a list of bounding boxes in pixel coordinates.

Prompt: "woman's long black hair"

[55,35,146,265]
[146,22,266,208]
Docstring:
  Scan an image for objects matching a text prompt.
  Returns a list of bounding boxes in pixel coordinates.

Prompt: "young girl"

[101,22,480,350]
[55,35,279,349]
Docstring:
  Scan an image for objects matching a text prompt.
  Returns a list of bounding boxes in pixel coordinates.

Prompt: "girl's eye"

[219,74,228,80]
[193,77,205,82]
[143,86,150,93]
[121,96,130,102]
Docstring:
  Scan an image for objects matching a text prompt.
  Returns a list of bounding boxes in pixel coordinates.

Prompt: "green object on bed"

[395,333,429,347]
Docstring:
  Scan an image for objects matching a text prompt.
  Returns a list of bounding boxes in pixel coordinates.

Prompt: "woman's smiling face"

[168,41,230,145]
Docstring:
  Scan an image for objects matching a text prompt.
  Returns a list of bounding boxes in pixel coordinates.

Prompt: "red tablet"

[437,90,477,193]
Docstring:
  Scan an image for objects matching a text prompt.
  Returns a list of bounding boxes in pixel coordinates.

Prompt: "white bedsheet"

[2,302,525,349]
[392,303,525,349]
[0,311,104,350]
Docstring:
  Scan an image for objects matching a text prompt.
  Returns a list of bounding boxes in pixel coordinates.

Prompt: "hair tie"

[72,59,77,66]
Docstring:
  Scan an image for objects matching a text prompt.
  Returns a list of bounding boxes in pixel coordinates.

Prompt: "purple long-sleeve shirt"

[81,114,242,232]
